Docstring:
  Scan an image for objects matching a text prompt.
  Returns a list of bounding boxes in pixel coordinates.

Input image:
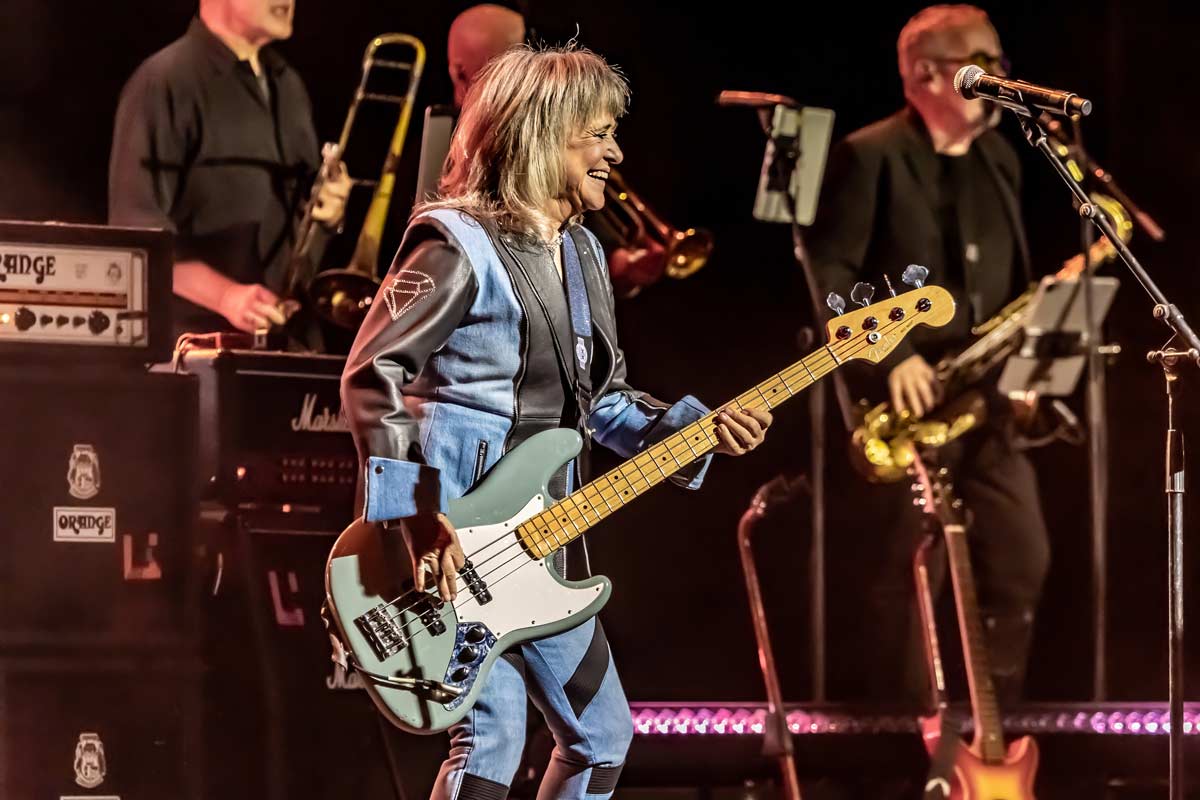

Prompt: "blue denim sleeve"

[588,392,712,490]
[363,456,450,522]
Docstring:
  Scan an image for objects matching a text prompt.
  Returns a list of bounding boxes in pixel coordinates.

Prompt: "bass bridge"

[355,593,449,661]
[356,604,409,660]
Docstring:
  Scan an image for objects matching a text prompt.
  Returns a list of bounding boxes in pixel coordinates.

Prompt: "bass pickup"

[459,559,491,604]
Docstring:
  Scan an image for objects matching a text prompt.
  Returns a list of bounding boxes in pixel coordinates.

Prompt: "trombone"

[285,34,426,333]
[594,170,714,298]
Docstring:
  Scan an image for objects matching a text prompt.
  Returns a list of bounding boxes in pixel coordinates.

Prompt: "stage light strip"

[627,704,1200,736]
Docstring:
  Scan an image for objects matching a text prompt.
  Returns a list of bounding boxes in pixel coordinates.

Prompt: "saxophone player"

[805,4,1049,705]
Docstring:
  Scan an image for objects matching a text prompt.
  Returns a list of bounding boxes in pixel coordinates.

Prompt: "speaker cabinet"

[0,654,204,799]
[0,368,199,650]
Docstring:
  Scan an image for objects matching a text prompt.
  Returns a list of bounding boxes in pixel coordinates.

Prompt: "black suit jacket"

[803,107,1031,409]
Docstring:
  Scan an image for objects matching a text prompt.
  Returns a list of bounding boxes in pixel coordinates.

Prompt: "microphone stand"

[1067,123,1109,704]
[1015,112,1198,800]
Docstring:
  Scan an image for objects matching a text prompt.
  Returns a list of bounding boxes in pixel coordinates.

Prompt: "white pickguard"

[453,495,604,638]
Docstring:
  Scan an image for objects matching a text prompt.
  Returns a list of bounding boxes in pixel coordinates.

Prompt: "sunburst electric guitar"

[325,284,954,735]
[910,451,1039,799]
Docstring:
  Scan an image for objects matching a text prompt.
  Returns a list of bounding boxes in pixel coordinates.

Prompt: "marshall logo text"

[54,507,116,543]
[326,664,366,690]
[291,392,350,434]
[0,251,56,284]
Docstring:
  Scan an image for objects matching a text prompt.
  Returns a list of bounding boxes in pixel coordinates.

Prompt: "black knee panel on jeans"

[585,763,624,795]
[459,773,509,800]
[564,620,610,717]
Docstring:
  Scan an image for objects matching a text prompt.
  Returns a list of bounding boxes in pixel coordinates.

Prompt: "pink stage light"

[627,705,1200,736]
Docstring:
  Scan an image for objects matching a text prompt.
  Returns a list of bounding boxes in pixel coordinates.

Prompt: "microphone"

[716,90,799,109]
[954,65,1092,117]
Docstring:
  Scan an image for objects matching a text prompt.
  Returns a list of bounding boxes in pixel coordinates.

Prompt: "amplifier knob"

[87,310,110,335]
[15,307,35,331]
[56,315,68,327]
[72,316,85,328]
[39,314,53,327]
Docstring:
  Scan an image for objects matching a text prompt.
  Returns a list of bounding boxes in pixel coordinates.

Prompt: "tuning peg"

[851,282,875,307]
[825,292,846,316]
[901,264,929,289]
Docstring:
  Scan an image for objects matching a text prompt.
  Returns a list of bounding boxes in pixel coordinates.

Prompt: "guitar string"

[369,316,909,642]
[368,332,861,632]
[365,319,907,644]
[363,360,827,642]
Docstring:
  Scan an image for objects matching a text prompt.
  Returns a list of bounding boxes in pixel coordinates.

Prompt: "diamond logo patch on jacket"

[384,270,435,321]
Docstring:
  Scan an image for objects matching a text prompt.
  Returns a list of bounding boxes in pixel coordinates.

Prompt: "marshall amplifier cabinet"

[172,348,359,524]
[0,220,172,364]
[0,368,199,650]
[201,512,444,800]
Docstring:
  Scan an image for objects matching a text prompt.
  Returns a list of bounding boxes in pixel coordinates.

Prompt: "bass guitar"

[326,283,954,734]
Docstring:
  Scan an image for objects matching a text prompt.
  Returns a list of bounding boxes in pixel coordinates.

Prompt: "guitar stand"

[737,474,809,800]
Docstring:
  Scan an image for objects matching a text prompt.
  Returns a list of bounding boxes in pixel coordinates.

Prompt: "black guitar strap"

[923,707,963,799]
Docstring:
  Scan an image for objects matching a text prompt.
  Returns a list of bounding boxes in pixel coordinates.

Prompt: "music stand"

[414,104,456,204]
[997,276,1120,398]
[721,92,836,702]
[752,104,835,226]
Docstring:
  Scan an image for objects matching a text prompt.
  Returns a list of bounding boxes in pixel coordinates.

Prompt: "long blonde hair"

[417,43,629,241]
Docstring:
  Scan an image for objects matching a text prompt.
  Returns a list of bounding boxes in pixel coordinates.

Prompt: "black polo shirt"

[108,17,321,336]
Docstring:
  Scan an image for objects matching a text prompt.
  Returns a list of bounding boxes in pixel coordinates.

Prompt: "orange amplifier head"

[0,221,171,363]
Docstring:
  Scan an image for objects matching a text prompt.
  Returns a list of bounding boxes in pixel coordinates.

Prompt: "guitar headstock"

[908,452,965,529]
[823,275,955,365]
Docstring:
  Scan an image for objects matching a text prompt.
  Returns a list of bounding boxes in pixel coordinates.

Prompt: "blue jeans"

[431,617,633,799]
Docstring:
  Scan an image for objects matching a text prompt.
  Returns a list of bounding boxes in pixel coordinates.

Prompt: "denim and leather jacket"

[340,208,711,522]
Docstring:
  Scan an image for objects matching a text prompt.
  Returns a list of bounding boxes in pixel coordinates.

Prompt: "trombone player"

[109,0,352,344]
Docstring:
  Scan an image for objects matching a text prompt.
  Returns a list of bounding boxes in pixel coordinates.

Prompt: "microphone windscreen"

[953,64,985,98]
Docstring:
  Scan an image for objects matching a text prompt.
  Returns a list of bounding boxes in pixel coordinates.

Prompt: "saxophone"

[850,193,1132,483]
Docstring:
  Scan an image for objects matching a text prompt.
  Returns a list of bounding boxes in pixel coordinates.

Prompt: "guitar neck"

[517,345,839,559]
[942,522,1008,763]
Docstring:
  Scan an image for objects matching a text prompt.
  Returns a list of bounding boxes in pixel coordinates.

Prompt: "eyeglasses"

[929,51,1011,75]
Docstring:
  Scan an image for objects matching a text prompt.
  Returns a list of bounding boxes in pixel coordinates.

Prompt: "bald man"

[414,5,523,202]
[448,4,525,108]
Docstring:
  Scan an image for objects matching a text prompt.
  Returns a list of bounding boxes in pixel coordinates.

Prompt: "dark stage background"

[2,0,1198,708]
